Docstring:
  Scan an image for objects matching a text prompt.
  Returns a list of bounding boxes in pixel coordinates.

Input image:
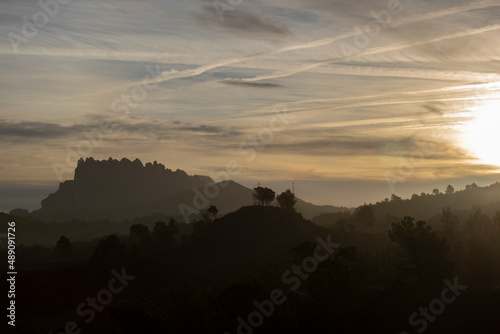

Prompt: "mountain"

[33,157,343,222]
[34,157,211,220]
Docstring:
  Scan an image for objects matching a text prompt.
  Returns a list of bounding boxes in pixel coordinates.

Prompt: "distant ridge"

[313,181,500,231]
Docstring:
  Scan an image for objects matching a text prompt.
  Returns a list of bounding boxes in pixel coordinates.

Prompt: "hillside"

[313,182,500,230]
[6,205,498,334]
[141,206,388,286]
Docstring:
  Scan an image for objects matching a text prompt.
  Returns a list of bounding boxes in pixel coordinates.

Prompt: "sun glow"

[461,99,500,166]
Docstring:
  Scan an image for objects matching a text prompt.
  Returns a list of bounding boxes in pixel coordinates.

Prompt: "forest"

[1,184,500,333]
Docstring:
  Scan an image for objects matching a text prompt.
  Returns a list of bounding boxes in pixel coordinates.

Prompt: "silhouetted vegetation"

[253,186,276,206]
[277,189,297,211]
[54,235,72,259]
[3,181,500,334]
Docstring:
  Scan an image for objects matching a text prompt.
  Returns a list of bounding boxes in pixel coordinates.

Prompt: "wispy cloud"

[221,80,284,88]
[192,5,292,38]
[2,0,500,207]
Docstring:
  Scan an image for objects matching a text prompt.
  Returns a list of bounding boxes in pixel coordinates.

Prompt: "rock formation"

[39,157,212,214]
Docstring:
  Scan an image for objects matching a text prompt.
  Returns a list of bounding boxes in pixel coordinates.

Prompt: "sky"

[1,0,500,211]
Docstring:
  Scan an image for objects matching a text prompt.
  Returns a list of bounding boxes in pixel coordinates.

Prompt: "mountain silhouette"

[33,157,342,221]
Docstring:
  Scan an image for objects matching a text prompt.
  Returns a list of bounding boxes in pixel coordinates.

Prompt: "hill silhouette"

[32,157,343,222]
[36,157,211,215]
[314,182,500,230]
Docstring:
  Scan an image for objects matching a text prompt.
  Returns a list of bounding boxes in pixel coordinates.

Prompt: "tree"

[445,185,455,195]
[464,209,495,239]
[391,194,402,202]
[252,186,275,206]
[207,205,218,218]
[130,224,151,247]
[91,234,125,265]
[153,221,166,238]
[389,216,453,289]
[152,219,179,249]
[463,210,498,285]
[191,220,206,239]
[276,189,296,211]
[354,204,376,229]
[55,235,71,259]
[202,205,219,224]
[440,206,461,261]
[432,188,440,195]
[465,183,478,191]
[494,211,500,227]
[308,246,360,311]
[336,218,347,231]
[441,206,460,237]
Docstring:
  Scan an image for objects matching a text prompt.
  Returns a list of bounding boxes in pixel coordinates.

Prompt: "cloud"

[257,134,472,162]
[423,102,445,115]
[0,118,243,143]
[222,80,284,88]
[192,5,292,38]
[0,120,84,141]
[234,24,500,84]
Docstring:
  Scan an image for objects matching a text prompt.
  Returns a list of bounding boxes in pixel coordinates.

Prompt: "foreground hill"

[7,205,499,334]
[143,206,389,286]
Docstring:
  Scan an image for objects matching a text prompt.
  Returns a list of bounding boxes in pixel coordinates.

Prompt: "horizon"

[0,155,498,212]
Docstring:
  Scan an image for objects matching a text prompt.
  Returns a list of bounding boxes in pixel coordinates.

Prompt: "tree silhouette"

[494,211,500,227]
[391,194,402,201]
[202,206,219,224]
[130,224,151,244]
[91,234,125,265]
[54,235,71,259]
[152,219,179,249]
[354,204,376,229]
[191,220,206,239]
[252,186,275,206]
[207,205,218,218]
[432,188,440,195]
[277,189,296,211]
[463,209,499,285]
[441,206,461,261]
[445,185,455,195]
[389,216,453,289]
[465,183,478,190]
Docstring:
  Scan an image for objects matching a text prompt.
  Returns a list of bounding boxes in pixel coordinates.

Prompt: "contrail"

[131,0,499,87]
[286,81,500,108]
[192,82,500,123]
[304,65,500,82]
[34,1,499,103]
[238,24,500,83]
